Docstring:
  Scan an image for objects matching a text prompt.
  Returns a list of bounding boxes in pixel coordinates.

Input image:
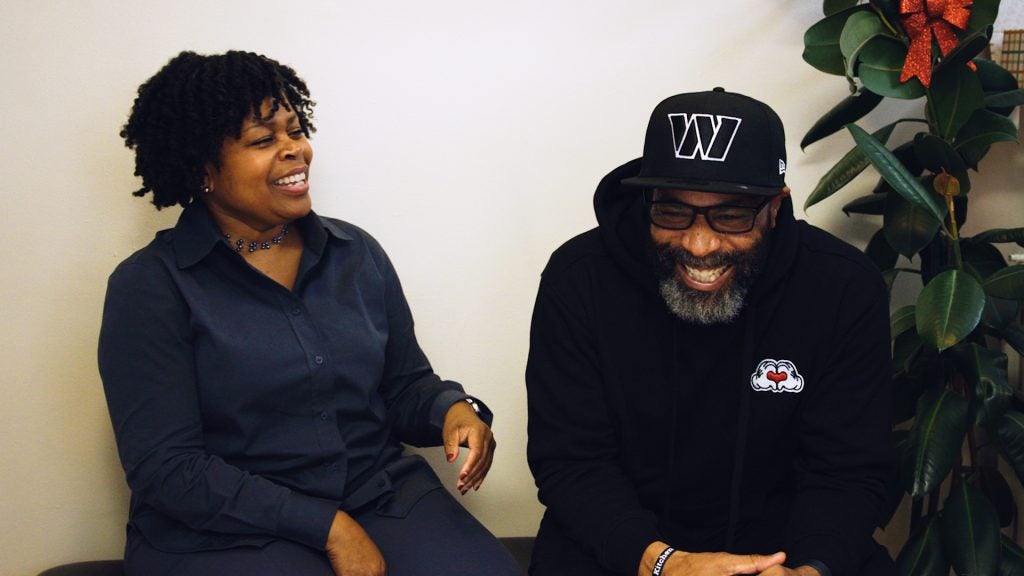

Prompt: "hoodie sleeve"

[526,273,661,575]
[784,274,895,576]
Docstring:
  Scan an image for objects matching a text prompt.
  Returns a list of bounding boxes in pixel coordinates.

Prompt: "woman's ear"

[202,163,215,194]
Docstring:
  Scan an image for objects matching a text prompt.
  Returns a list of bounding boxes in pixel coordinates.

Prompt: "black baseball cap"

[621,88,787,196]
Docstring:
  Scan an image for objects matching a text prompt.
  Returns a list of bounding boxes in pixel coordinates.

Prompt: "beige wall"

[1,2,1021,574]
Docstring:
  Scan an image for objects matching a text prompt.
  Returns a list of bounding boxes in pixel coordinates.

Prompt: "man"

[525,89,895,576]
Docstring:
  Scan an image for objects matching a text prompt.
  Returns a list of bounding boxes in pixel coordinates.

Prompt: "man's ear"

[770,186,790,228]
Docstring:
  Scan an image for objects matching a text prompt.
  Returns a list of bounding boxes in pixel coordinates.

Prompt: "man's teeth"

[684,265,727,283]
[274,173,306,186]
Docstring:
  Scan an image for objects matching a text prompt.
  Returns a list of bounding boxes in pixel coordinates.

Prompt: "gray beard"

[658,275,749,324]
[652,231,770,325]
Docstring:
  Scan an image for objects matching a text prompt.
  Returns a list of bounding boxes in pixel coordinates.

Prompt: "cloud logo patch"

[750,359,804,393]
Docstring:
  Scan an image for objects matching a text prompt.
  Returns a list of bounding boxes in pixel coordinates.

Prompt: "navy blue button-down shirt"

[99,203,480,552]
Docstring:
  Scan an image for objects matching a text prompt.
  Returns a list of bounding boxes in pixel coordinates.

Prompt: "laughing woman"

[99,51,520,576]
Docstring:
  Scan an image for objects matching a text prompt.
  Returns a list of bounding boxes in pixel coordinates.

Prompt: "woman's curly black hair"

[121,50,316,209]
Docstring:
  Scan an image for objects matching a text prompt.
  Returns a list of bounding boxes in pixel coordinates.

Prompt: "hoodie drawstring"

[662,325,682,528]
[725,308,756,550]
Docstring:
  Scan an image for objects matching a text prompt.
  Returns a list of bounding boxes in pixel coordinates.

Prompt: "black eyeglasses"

[645,193,772,234]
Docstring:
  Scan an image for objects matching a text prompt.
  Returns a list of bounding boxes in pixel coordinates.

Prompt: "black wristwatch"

[463,397,482,415]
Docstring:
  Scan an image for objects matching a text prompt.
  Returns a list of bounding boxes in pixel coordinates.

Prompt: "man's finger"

[733,552,785,574]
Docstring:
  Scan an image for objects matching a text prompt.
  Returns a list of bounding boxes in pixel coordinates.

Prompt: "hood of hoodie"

[594,158,801,309]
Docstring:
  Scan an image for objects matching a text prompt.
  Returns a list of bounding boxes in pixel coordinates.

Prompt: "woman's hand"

[325,511,386,576]
[442,400,496,494]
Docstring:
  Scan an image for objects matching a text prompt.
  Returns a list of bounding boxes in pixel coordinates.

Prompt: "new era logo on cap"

[622,88,787,197]
[669,113,741,162]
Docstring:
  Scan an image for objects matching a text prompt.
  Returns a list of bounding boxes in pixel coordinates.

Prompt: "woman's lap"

[125,487,520,576]
[356,486,520,576]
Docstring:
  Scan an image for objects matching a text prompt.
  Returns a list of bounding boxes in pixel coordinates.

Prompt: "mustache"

[654,244,742,269]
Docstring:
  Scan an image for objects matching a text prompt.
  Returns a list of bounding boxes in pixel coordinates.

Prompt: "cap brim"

[621,176,781,197]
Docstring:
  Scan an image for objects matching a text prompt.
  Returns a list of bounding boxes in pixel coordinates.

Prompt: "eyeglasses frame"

[643,191,774,234]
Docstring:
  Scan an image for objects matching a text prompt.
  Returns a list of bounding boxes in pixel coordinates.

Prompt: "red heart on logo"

[766,371,788,384]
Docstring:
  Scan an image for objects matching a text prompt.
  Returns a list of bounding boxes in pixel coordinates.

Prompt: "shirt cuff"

[428,390,494,428]
[275,491,341,549]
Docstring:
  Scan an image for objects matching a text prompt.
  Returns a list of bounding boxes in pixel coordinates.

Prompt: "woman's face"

[203,98,313,234]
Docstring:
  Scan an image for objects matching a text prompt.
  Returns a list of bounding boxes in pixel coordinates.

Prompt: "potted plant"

[800,1,1024,574]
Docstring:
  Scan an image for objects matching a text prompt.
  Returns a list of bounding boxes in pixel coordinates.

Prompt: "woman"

[99,50,520,576]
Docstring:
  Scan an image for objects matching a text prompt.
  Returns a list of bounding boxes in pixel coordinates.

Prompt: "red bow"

[899,0,974,87]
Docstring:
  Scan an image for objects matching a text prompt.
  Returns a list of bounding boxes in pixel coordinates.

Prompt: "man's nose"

[678,216,721,258]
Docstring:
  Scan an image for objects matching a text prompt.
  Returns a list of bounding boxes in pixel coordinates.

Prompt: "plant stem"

[945,193,963,269]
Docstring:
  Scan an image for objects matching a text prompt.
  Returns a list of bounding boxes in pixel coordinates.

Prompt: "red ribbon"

[899,0,975,87]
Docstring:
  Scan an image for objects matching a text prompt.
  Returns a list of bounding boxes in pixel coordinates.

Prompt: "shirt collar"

[172,202,353,269]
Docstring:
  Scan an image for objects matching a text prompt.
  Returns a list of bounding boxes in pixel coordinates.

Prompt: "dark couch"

[38,537,535,576]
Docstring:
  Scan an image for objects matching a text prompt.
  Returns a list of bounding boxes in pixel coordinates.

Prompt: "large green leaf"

[858,35,927,99]
[985,89,1024,109]
[955,108,1020,170]
[802,88,883,149]
[949,342,1010,425]
[865,226,899,271]
[896,516,949,576]
[803,6,872,75]
[983,266,1024,300]
[930,63,986,141]
[840,11,891,77]
[969,228,1024,245]
[976,58,1020,116]
[962,241,1007,279]
[1000,534,1024,576]
[848,123,946,222]
[916,269,986,351]
[982,294,1020,331]
[934,27,992,75]
[967,0,1001,35]
[891,305,917,337]
[991,411,1024,487]
[904,388,969,497]
[914,133,971,194]
[893,328,924,374]
[805,122,897,210]
[941,481,1002,576]
[884,189,942,258]
[979,467,1017,528]
[843,192,886,215]
[824,0,860,16]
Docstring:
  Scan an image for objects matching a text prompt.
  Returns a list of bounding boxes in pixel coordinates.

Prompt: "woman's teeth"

[274,173,306,186]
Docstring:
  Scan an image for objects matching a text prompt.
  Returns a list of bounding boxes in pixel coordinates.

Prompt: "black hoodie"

[526,159,894,576]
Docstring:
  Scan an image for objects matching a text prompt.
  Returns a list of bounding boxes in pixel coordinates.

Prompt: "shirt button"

[314,355,324,365]
[320,411,329,421]
[291,307,302,316]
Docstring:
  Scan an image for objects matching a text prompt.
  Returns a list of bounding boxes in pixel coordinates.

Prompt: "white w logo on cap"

[668,113,741,162]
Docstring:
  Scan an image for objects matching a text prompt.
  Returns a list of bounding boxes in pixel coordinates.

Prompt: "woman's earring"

[202,185,211,194]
